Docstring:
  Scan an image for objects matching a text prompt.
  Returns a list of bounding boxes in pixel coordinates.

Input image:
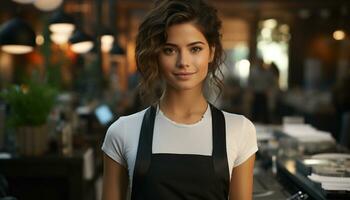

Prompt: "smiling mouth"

[174,72,195,76]
[173,72,196,80]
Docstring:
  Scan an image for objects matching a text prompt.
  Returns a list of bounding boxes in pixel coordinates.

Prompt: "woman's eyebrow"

[164,41,205,47]
[187,41,205,46]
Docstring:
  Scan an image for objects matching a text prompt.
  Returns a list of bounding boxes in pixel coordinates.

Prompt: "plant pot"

[16,124,48,156]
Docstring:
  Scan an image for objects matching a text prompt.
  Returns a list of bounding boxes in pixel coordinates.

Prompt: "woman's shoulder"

[120,107,149,121]
[108,107,149,131]
[221,110,255,133]
[221,110,246,123]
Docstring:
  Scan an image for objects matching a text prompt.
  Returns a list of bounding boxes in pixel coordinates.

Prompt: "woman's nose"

[177,50,190,68]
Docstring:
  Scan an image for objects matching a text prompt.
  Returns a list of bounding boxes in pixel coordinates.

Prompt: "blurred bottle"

[56,121,73,156]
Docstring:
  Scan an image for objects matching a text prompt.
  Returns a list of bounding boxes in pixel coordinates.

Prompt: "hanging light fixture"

[12,0,35,4]
[49,11,75,35]
[101,35,114,52]
[50,33,70,45]
[101,29,114,52]
[107,0,124,55]
[49,11,75,45]
[69,30,94,54]
[33,0,63,12]
[0,18,36,54]
[110,41,125,55]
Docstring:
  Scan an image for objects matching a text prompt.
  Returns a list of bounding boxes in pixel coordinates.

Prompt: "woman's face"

[158,22,215,92]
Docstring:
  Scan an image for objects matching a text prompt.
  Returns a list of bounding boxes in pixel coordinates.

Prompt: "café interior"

[0,0,350,199]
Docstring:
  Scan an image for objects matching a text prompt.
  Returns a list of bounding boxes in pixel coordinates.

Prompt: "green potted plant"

[1,81,56,156]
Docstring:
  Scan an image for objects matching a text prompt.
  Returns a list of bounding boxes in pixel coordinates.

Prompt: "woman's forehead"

[165,23,208,45]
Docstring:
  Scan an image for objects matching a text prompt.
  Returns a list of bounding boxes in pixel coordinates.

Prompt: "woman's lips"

[173,72,195,80]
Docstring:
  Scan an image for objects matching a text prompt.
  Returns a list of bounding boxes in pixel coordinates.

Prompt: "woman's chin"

[166,82,203,92]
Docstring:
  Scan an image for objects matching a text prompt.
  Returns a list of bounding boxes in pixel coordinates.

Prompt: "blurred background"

[0,0,350,200]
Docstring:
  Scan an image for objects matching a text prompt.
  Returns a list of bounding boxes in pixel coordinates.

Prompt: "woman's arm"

[229,154,256,200]
[102,153,129,200]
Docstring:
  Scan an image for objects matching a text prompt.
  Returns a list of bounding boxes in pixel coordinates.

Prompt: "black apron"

[131,104,230,200]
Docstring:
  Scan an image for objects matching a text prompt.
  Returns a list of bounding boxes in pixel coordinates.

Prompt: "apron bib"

[131,104,229,200]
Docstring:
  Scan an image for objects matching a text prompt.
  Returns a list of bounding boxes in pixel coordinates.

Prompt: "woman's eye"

[163,48,175,55]
[191,46,202,53]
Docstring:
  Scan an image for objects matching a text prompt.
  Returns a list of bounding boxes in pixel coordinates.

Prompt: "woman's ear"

[209,46,216,63]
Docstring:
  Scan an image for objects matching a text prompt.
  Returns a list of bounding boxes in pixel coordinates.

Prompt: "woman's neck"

[159,88,208,124]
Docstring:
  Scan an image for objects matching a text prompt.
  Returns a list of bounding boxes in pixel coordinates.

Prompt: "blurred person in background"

[267,62,281,123]
[248,58,276,123]
[332,67,350,143]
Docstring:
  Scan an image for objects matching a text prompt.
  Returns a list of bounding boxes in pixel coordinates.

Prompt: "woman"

[102,0,258,199]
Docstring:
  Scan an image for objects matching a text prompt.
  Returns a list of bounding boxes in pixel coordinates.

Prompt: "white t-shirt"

[102,104,258,194]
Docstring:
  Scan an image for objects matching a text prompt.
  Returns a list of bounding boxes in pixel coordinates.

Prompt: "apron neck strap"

[210,104,230,188]
[131,105,156,197]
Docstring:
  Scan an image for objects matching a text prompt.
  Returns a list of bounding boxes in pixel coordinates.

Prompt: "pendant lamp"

[33,0,63,12]
[101,35,114,52]
[50,33,70,45]
[0,18,36,54]
[101,29,114,52]
[49,11,75,45]
[110,41,125,55]
[69,30,94,54]
[12,0,35,4]
[49,11,75,35]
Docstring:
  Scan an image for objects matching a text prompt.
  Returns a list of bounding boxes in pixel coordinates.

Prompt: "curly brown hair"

[135,0,224,105]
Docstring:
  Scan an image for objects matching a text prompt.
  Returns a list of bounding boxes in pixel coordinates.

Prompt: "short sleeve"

[233,117,258,167]
[101,117,127,168]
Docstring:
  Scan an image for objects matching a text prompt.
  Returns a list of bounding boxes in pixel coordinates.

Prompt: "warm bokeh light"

[258,19,290,90]
[235,59,251,80]
[12,0,35,4]
[263,19,277,29]
[36,34,44,45]
[50,33,70,45]
[1,45,33,54]
[333,30,346,40]
[261,28,272,39]
[70,41,94,54]
[279,24,290,34]
[101,43,113,53]
[101,35,114,52]
[49,23,75,35]
[101,35,114,45]
[33,0,63,11]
